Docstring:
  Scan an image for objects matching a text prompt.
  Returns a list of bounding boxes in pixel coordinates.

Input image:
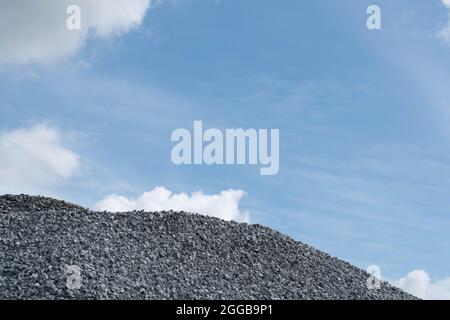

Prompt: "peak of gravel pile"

[0,194,416,300]
[0,194,85,213]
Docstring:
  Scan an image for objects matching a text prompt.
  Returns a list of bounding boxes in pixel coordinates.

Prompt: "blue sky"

[1,0,450,298]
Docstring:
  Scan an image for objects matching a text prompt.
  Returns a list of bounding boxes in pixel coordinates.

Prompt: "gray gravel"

[0,194,416,300]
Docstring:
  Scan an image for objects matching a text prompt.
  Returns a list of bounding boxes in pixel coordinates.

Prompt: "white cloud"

[438,21,450,42]
[439,0,450,42]
[0,124,79,193]
[393,270,450,300]
[94,186,250,222]
[0,0,151,64]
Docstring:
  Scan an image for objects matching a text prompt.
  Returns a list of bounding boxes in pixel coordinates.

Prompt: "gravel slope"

[0,194,416,300]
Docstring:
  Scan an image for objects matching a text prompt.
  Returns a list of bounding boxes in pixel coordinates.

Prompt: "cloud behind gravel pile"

[393,270,450,300]
[94,186,250,222]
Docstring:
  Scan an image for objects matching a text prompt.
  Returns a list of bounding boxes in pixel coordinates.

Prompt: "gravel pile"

[0,194,416,300]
